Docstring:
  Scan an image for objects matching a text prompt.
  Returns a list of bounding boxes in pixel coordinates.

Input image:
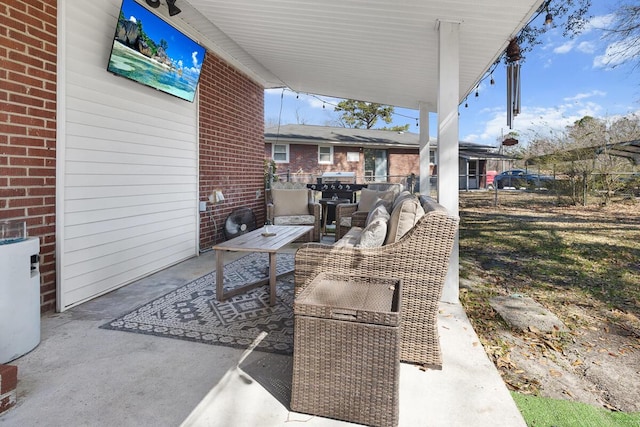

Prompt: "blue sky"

[265,2,639,147]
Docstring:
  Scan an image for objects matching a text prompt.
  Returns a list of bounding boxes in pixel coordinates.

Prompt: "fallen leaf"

[543,339,561,352]
[571,359,583,366]
[549,369,563,377]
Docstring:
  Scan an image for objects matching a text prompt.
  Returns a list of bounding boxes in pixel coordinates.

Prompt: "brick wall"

[0,0,57,312]
[0,364,18,414]
[199,53,265,249]
[389,149,419,178]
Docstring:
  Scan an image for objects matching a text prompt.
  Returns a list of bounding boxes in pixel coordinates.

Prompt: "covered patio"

[2,245,525,426]
[2,0,547,424]
[174,0,546,303]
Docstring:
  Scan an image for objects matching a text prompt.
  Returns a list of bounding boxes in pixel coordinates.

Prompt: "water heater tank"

[0,237,41,363]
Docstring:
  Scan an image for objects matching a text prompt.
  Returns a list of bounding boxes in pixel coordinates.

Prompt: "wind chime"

[506,38,521,129]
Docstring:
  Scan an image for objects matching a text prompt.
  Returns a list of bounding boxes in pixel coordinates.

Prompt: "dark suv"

[488,169,554,190]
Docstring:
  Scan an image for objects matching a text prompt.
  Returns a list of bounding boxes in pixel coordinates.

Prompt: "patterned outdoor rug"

[100,252,296,355]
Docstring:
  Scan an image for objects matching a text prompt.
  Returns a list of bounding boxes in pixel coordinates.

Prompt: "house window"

[347,151,359,162]
[272,144,289,163]
[318,146,333,164]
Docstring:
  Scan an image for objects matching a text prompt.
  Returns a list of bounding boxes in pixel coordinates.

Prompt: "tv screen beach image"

[107,0,206,102]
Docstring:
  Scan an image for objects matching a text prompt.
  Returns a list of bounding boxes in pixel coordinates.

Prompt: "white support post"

[437,20,460,303]
[418,103,430,196]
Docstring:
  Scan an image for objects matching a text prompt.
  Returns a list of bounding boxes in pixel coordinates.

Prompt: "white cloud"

[192,51,200,68]
[462,98,611,145]
[583,14,615,32]
[553,40,575,54]
[594,39,640,69]
[129,16,137,23]
[577,41,596,54]
[563,90,606,102]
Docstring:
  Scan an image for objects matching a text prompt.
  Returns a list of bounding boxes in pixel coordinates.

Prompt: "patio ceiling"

[175,0,545,111]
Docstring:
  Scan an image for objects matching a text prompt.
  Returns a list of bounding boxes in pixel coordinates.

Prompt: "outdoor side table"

[291,273,402,427]
[319,198,350,236]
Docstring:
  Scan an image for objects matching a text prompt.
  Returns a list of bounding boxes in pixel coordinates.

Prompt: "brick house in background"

[265,124,502,189]
[265,125,425,183]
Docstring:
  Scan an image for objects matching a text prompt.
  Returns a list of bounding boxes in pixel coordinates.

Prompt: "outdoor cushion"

[385,196,425,245]
[357,217,388,248]
[273,215,315,225]
[365,199,391,227]
[391,190,415,211]
[357,188,395,212]
[339,216,352,227]
[271,188,309,216]
[333,227,362,248]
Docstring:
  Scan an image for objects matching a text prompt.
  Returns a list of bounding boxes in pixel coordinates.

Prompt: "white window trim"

[318,145,333,164]
[272,143,289,163]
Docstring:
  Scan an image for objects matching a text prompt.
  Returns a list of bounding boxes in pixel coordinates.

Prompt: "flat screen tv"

[107,0,206,102]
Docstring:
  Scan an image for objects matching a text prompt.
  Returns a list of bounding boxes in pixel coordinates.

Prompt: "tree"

[334,100,394,129]
[381,124,411,132]
[510,0,592,61]
[601,2,640,70]
[525,115,640,205]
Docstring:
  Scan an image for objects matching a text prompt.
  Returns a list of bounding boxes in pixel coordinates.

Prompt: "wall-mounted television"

[107,0,206,102]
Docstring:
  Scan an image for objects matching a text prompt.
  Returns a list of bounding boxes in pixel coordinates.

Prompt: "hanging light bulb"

[490,74,495,85]
[475,89,479,97]
[544,7,553,25]
[415,119,419,127]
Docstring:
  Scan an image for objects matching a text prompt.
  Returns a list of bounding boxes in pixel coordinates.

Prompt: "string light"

[289,89,421,126]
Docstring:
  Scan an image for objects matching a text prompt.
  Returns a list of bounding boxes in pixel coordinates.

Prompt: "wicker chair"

[294,197,458,368]
[266,182,321,242]
[335,183,403,240]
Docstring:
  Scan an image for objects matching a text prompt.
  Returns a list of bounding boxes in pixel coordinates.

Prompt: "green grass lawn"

[512,392,640,427]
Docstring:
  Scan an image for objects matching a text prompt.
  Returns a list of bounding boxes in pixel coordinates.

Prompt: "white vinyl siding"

[272,144,289,163]
[57,1,198,310]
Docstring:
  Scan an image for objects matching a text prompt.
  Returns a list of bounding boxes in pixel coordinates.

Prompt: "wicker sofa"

[294,194,458,368]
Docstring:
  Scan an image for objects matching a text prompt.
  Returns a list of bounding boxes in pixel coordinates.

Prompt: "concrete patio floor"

[1,242,525,427]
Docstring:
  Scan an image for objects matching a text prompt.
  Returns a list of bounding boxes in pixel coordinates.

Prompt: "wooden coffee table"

[213,225,313,305]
